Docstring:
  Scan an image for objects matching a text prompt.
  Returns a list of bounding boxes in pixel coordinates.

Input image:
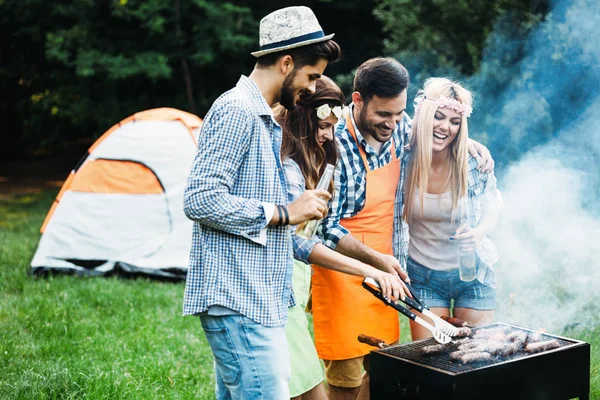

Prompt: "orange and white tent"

[31,108,202,279]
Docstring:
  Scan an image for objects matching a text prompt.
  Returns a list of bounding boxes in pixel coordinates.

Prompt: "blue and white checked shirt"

[183,76,296,327]
[393,155,503,287]
[320,104,412,249]
[283,158,321,259]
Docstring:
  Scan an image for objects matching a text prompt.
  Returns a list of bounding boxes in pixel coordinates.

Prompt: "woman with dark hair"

[275,76,407,400]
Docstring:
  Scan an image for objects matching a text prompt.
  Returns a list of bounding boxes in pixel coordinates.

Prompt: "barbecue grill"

[369,322,590,400]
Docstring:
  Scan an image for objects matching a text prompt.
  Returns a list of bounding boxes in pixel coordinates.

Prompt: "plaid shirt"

[283,158,321,258]
[320,104,412,249]
[183,76,295,327]
[393,155,503,287]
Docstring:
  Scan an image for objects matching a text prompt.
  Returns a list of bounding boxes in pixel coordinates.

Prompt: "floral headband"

[316,103,344,120]
[414,95,473,118]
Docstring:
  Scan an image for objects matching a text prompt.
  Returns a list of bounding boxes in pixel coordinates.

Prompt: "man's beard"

[280,70,297,111]
[357,105,392,143]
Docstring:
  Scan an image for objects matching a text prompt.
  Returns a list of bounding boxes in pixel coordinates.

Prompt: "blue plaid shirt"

[183,76,295,327]
[393,155,503,287]
[320,104,412,249]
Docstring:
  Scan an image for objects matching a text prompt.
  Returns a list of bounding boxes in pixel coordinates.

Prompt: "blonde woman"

[401,78,502,339]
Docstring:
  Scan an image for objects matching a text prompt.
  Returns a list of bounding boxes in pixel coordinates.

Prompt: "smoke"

[474,0,600,332]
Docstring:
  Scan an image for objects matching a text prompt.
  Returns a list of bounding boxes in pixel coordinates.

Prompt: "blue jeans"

[200,314,290,400]
[407,257,497,310]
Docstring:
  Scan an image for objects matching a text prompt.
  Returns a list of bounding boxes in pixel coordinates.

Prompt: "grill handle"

[362,278,417,320]
[404,282,429,311]
[358,334,388,349]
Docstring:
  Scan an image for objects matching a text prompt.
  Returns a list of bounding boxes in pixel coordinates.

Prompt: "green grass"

[0,191,598,399]
[0,191,214,399]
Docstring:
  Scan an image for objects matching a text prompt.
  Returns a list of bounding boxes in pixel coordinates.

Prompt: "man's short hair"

[256,40,341,70]
[354,57,410,103]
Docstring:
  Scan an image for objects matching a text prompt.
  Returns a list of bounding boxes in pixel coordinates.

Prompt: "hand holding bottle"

[296,164,335,239]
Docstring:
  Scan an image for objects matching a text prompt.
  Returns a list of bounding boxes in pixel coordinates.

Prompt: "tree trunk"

[175,0,196,114]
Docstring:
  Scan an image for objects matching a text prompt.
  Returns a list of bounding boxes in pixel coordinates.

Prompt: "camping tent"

[30,108,202,279]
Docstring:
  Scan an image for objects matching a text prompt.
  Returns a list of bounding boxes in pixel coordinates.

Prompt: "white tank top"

[408,188,460,270]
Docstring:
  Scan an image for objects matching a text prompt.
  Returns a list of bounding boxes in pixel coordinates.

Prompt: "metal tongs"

[362,277,454,344]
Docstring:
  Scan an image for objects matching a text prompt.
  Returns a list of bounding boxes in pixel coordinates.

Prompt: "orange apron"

[312,114,401,360]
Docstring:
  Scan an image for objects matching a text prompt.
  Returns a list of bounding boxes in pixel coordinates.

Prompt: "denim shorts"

[407,257,497,310]
[200,314,290,400]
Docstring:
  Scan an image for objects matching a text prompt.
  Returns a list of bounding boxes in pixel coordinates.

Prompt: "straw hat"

[251,6,335,58]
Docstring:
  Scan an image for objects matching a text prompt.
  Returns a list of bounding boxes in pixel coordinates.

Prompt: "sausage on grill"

[525,339,560,353]
[453,327,472,337]
[421,344,447,355]
[457,340,485,351]
[441,316,470,327]
[507,330,528,345]
[459,352,492,364]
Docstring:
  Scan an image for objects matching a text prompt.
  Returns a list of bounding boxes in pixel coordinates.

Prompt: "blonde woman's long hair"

[403,77,473,223]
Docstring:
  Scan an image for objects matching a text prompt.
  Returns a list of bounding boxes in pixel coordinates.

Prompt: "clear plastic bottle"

[295,163,335,240]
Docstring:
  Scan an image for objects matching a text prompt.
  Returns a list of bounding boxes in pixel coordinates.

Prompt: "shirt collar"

[236,75,274,117]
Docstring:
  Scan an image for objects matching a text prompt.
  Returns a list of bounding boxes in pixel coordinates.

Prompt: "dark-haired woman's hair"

[276,76,345,192]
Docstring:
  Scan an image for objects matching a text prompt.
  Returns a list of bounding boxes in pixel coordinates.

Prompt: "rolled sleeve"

[183,105,268,243]
[292,232,321,263]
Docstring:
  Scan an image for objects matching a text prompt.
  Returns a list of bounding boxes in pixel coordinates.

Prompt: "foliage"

[0,0,551,160]
[0,0,256,158]
[374,0,548,75]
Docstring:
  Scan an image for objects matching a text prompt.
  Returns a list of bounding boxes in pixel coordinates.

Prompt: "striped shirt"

[393,155,503,287]
[320,104,412,249]
[182,76,295,327]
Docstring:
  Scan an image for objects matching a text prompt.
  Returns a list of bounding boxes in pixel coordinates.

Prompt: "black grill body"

[369,323,590,400]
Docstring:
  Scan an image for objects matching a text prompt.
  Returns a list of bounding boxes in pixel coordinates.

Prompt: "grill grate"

[380,323,576,374]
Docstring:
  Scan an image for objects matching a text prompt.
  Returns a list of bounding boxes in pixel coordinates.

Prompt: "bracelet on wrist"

[281,206,290,226]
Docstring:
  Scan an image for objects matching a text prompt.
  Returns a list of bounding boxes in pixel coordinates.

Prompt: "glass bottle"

[296,164,335,240]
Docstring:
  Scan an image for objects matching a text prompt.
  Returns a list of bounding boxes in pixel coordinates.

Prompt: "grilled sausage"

[459,351,492,363]
[450,350,468,361]
[473,326,509,339]
[441,315,470,327]
[458,340,485,351]
[498,342,522,356]
[507,330,528,345]
[421,344,446,355]
[453,327,472,337]
[525,339,560,353]
[526,332,544,343]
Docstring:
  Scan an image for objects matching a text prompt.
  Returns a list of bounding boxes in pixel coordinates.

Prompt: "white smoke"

[489,0,600,333]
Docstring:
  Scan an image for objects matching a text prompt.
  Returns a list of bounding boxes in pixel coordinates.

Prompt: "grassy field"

[0,190,597,399]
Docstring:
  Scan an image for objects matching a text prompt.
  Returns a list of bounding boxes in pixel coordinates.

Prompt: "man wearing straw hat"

[183,6,340,399]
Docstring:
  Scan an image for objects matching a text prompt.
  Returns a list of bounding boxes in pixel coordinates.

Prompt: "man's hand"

[286,189,331,225]
[377,253,410,282]
[367,269,411,302]
[467,139,495,173]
